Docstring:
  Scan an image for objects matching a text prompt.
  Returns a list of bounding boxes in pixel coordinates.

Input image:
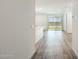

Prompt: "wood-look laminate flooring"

[33,30,77,59]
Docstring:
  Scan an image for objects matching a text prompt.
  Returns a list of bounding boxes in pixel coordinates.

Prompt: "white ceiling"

[35,0,72,15]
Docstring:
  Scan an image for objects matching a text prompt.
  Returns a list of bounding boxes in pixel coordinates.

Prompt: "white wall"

[35,15,48,43]
[66,10,72,33]
[63,8,72,33]
[35,15,48,30]
[72,0,78,56]
[63,12,67,31]
[35,27,44,43]
[0,0,35,59]
[64,1,78,56]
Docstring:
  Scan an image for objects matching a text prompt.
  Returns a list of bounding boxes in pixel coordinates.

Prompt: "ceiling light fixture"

[36,8,42,11]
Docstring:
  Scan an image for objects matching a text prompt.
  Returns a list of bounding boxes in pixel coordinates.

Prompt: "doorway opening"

[48,16,63,31]
[33,0,78,59]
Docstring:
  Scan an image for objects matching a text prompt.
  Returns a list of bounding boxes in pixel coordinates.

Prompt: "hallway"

[33,30,77,59]
[0,0,78,59]
[44,30,64,59]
